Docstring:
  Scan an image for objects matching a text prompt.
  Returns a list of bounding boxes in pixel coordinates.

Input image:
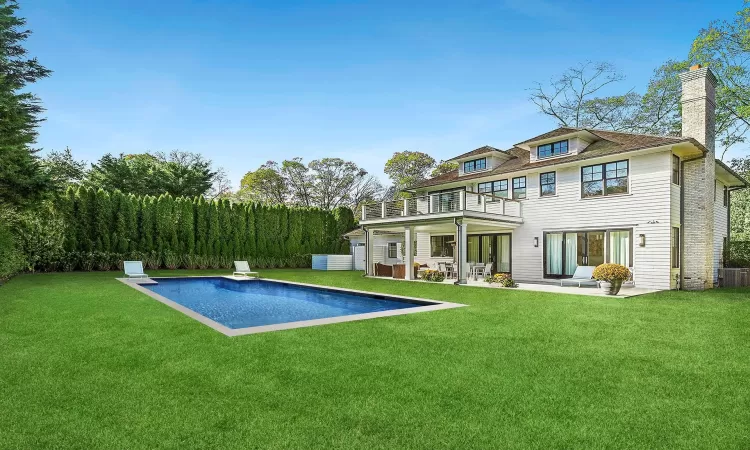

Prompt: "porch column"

[404,226,414,280]
[456,219,468,284]
[365,227,374,276]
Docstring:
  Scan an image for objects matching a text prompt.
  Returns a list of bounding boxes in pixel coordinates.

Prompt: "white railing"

[361,189,522,221]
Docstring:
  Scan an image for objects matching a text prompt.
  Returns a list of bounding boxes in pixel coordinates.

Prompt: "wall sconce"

[639,234,646,247]
[533,237,539,248]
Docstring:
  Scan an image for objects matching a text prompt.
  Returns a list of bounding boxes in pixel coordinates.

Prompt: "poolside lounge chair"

[123,261,148,279]
[233,261,259,278]
[560,266,597,287]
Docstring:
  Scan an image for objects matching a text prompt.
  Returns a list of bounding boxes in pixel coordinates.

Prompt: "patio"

[367,275,658,298]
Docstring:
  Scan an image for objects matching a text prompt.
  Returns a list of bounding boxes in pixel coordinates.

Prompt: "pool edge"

[116,277,466,337]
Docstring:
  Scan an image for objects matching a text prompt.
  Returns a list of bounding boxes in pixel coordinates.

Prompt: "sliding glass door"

[467,233,512,274]
[545,229,630,278]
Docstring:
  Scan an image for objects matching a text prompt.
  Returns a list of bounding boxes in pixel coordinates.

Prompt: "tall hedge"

[32,187,353,272]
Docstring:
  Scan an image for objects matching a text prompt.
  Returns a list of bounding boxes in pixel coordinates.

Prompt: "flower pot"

[599,280,623,295]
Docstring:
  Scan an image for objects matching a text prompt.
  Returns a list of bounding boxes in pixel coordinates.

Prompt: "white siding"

[413,150,675,290]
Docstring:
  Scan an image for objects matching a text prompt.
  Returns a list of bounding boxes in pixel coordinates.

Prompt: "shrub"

[592,263,630,282]
[421,269,445,282]
[484,273,518,287]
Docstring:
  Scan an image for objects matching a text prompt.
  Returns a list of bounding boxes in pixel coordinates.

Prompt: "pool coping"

[117,276,466,337]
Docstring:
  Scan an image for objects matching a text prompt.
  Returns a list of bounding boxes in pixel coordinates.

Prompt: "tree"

[41,147,87,193]
[280,158,314,206]
[235,161,287,204]
[0,0,52,207]
[431,160,459,177]
[729,156,750,239]
[308,158,366,210]
[384,151,436,193]
[86,151,224,198]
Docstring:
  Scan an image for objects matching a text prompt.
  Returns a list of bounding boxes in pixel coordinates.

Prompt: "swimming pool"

[125,277,463,336]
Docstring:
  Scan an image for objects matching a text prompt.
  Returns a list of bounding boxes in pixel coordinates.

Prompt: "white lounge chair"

[233,261,259,278]
[124,261,148,279]
[560,266,597,287]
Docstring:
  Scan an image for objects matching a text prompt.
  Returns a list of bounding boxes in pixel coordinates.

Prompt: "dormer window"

[537,140,569,159]
[463,158,487,173]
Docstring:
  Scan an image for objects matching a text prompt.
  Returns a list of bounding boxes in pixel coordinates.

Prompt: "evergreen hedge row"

[40,186,355,272]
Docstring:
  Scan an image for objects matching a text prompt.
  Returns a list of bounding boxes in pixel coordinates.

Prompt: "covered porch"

[362,216,521,284]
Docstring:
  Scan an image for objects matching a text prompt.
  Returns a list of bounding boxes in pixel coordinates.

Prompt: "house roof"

[514,127,582,145]
[715,159,749,187]
[343,228,405,238]
[448,145,509,161]
[412,128,707,190]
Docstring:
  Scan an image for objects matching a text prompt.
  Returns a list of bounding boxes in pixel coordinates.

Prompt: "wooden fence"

[718,268,750,288]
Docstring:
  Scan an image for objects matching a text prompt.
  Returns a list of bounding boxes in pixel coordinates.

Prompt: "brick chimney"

[679,65,717,290]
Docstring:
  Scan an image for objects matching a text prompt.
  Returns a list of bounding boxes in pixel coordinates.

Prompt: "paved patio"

[367,276,658,298]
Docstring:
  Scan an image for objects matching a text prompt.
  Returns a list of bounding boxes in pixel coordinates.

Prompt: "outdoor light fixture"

[533,237,539,247]
[639,234,646,247]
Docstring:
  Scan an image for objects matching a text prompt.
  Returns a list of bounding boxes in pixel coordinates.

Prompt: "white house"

[359,66,747,291]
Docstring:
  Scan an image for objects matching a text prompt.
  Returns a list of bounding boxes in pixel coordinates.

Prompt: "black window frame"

[537,140,569,159]
[723,185,729,207]
[512,176,526,199]
[672,155,680,185]
[477,179,508,198]
[581,159,629,198]
[430,235,454,258]
[671,227,680,269]
[463,158,487,173]
[540,171,556,197]
[387,242,397,259]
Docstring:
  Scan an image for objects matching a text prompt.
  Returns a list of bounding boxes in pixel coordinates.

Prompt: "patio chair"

[123,261,148,279]
[233,261,260,278]
[471,263,487,280]
[622,267,635,288]
[560,266,597,287]
[444,262,456,279]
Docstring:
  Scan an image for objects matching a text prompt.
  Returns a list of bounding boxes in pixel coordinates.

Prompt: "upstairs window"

[672,155,680,185]
[463,158,487,173]
[477,179,508,198]
[582,160,629,198]
[540,172,556,196]
[512,176,527,199]
[537,140,569,159]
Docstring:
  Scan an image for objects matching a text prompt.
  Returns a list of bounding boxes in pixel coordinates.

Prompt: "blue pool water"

[144,277,424,329]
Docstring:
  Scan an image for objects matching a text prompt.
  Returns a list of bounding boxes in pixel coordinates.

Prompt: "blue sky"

[24,0,743,188]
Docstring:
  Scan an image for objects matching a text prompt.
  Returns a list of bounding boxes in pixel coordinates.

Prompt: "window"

[477,179,508,198]
[540,172,556,196]
[581,160,629,197]
[723,186,729,207]
[430,235,454,258]
[672,155,680,185]
[671,227,680,269]
[512,176,526,199]
[387,242,397,259]
[537,140,569,158]
[463,158,487,173]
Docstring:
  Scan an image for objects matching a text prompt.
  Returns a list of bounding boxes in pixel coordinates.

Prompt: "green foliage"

[0,0,53,207]
[431,160,459,177]
[86,151,219,198]
[0,208,25,281]
[724,240,750,268]
[484,273,518,287]
[5,188,356,273]
[384,151,436,192]
[421,269,445,282]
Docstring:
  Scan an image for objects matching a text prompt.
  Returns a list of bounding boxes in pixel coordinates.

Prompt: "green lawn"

[1,270,749,449]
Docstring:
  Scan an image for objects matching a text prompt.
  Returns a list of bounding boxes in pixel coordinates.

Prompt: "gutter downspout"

[453,217,461,286]
[679,159,685,291]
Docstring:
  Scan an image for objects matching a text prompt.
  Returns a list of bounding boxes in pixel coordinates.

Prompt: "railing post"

[361,204,366,221]
[428,194,433,213]
[403,198,409,216]
[459,191,466,211]
[501,198,505,215]
[381,201,386,218]
[481,194,486,213]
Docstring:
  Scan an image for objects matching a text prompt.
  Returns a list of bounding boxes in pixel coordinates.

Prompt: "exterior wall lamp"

[639,234,646,247]
[533,237,539,248]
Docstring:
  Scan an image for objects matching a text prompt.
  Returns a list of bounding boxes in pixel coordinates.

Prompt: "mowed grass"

[1,270,749,449]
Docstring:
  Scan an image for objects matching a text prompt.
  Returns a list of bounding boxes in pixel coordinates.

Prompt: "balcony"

[360,190,523,226]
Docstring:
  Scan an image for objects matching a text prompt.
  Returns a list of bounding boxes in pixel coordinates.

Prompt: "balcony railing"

[361,189,522,222]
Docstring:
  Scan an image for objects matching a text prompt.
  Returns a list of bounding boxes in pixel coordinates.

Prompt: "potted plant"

[592,264,631,295]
